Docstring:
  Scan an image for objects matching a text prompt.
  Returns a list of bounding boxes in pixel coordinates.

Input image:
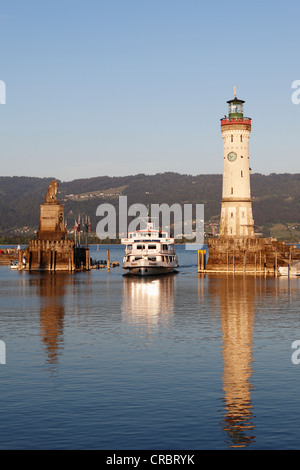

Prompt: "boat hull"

[123,265,177,276]
[278,266,300,276]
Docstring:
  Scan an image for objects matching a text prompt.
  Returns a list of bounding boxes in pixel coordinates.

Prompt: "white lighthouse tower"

[219,87,255,239]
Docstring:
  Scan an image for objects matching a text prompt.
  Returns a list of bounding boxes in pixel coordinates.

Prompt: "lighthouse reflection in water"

[216,276,256,448]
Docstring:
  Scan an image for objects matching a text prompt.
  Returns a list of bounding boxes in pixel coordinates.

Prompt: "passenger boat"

[121,220,179,276]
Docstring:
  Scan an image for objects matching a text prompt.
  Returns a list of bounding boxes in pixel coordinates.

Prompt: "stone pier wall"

[0,249,18,265]
[26,239,90,272]
[204,237,298,275]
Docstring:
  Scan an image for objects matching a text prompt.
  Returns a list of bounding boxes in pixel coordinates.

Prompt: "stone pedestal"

[37,202,67,241]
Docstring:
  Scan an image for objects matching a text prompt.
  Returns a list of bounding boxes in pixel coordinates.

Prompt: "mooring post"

[260,250,262,274]
[198,250,204,272]
[107,249,110,271]
[18,249,23,271]
[86,249,90,271]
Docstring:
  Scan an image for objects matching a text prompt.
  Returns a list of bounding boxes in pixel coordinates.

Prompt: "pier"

[0,248,19,266]
[199,238,300,276]
[25,180,90,272]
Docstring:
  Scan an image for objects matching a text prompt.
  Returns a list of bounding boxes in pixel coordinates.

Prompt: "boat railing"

[125,247,175,255]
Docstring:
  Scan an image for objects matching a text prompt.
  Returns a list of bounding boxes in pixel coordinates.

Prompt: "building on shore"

[25,180,90,272]
[204,88,296,275]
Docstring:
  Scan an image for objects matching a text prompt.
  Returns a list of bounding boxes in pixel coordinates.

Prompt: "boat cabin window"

[126,244,132,250]
[162,244,168,251]
[136,244,145,250]
[148,244,157,250]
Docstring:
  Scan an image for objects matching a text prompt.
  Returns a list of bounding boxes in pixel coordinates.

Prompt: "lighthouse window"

[241,170,243,177]
[231,135,233,142]
[240,135,243,142]
[230,212,233,218]
[231,187,233,194]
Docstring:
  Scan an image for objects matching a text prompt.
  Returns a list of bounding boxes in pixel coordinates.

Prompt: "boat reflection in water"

[211,275,256,448]
[122,274,176,332]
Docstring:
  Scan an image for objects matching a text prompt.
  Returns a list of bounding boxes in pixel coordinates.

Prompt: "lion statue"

[45,180,59,203]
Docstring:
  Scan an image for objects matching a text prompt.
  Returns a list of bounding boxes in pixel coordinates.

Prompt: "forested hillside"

[0,173,300,242]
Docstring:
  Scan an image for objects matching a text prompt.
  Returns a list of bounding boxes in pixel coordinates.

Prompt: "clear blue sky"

[0,0,299,181]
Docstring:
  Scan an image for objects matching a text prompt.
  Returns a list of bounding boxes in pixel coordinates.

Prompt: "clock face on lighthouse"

[227,152,237,162]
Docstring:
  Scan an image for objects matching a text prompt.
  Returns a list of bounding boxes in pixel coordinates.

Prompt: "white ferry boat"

[121,220,179,276]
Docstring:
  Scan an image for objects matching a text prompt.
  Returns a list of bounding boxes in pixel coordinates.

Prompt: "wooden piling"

[86,249,90,270]
[260,250,262,273]
[107,249,110,271]
[197,250,206,272]
[18,249,23,271]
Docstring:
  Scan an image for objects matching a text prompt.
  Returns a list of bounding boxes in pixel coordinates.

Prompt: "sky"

[0,0,299,182]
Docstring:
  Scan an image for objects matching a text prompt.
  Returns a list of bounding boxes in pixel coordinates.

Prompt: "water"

[0,244,300,449]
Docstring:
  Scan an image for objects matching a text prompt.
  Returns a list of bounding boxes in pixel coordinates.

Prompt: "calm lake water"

[0,244,300,450]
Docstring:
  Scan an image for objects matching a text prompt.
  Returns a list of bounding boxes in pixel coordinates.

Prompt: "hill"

[0,173,300,242]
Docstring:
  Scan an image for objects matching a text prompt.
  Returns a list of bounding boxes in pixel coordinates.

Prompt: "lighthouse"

[219,87,255,239]
[203,88,289,275]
